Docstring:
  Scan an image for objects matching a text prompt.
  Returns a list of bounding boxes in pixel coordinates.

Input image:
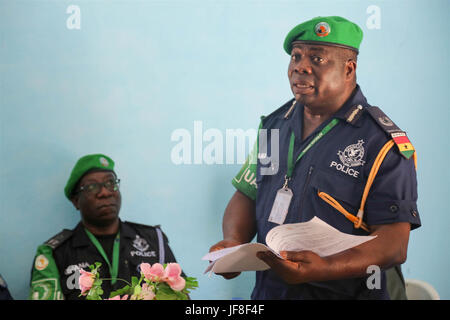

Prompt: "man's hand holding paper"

[203,217,377,278]
[256,250,331,284]
[255,220,411,285]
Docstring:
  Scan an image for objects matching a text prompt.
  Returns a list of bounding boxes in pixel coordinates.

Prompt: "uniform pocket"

[309,168,364,209]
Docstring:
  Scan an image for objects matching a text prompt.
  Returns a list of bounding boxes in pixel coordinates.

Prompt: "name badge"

[268,187,293,225]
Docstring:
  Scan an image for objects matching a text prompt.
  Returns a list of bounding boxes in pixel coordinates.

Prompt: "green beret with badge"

[64,154,115,199]
[283,15,363,54]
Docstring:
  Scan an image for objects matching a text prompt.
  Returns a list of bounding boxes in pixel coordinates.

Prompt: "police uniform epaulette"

[344,104,364,125]
[44,229,73,250]
[125,221,160,230]
[260,98,296,124]
[366,106,416,159]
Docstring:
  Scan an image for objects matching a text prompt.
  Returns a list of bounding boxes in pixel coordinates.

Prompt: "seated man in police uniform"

[209,16,421,299]
[29,154,181,300]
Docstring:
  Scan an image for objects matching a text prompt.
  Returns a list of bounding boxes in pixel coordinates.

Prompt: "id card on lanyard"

[84,229,120,285]
[268,118,340,224]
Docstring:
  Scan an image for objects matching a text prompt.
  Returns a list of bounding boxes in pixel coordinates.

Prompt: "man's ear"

[345,59,357,81]
[70,195,80,210]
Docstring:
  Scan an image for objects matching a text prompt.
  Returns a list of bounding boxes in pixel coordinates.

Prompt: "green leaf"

[109,285,132,298]
[93,279,103,287]
[133,285,142,296]
[175,290,188,300]
[86,287,101,300]
[131,276,139,287]
[185,277,199,290]
[155,283,178,300]
[155,290,177,300]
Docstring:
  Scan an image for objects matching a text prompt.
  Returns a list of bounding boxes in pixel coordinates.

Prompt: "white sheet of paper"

[266,216,376,257]
[202,243,281,274]
[202,216,376,274]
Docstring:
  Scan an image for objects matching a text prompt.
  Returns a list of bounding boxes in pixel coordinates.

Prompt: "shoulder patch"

[366,106,415,159]
[44,229,73,250]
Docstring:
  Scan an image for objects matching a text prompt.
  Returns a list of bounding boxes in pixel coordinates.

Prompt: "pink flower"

[107,295,129,300]
[163,263,185,291]
[141,263,165,282]
[130,284,155,300]
[141,283,155,300]
[167,276,185,291]
[78,269,95,295]
[164,263,182,279]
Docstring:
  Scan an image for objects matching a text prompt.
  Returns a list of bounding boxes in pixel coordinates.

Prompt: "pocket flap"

[310,168,364,208]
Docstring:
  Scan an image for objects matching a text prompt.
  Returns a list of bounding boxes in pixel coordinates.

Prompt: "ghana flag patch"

[391,132,415,159]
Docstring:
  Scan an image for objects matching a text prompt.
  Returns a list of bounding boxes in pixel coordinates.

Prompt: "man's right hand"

[211,190,257,280]
[209,239,243,280]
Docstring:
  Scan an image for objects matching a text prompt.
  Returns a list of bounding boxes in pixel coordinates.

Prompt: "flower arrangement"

[78,262,198,300]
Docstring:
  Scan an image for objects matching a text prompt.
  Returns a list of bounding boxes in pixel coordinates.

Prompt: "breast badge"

[330,140,365,178]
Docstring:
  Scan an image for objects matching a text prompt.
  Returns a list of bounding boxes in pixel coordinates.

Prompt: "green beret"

[283,16,363,54]
[64,154,115,199]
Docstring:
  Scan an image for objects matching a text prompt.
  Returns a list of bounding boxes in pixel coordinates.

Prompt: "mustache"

[96,203,117,209]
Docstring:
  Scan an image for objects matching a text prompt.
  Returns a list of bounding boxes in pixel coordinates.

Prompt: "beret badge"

[314,22,330,37]
[99,157,109,167]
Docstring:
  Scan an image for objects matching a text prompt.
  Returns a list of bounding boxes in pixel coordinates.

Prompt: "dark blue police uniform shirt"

[252,85,421,300]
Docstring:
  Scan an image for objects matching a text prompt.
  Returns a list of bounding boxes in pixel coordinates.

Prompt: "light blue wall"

[1,0,448,300]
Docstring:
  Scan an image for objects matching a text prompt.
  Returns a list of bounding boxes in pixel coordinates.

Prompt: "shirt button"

[390,204,399,213]
[411,209,417,217]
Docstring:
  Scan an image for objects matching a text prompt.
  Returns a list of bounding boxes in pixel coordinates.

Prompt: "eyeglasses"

[76,179,121,195]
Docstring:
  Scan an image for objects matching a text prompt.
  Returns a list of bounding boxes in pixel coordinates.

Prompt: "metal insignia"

[315,22,331,37]
[337,140,366,167]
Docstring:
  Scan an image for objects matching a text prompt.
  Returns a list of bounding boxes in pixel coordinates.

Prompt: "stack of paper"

[202,216,376,274]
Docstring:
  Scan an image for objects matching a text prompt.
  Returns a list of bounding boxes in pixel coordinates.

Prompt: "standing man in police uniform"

[29,154,182,300]
[209,16,421,299]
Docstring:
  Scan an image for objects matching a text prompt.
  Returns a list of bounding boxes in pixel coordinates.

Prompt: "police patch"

[130,234,156,257]
[132,235,149,252]
[329,140,365,178]
[338,140,365,167]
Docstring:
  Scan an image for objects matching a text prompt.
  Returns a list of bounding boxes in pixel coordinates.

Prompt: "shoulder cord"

[155,227,165,264]
[318,140,417,233]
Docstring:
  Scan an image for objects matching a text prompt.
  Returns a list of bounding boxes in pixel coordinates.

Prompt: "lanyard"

[285,118,340,183]
[84,229,120,285]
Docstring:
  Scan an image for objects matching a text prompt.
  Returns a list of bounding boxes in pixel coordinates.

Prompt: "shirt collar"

[331,85,368,127]
[120,221,138,240]
[71,222,91,248]
[287,84,368,134]
[72,219,128,248]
